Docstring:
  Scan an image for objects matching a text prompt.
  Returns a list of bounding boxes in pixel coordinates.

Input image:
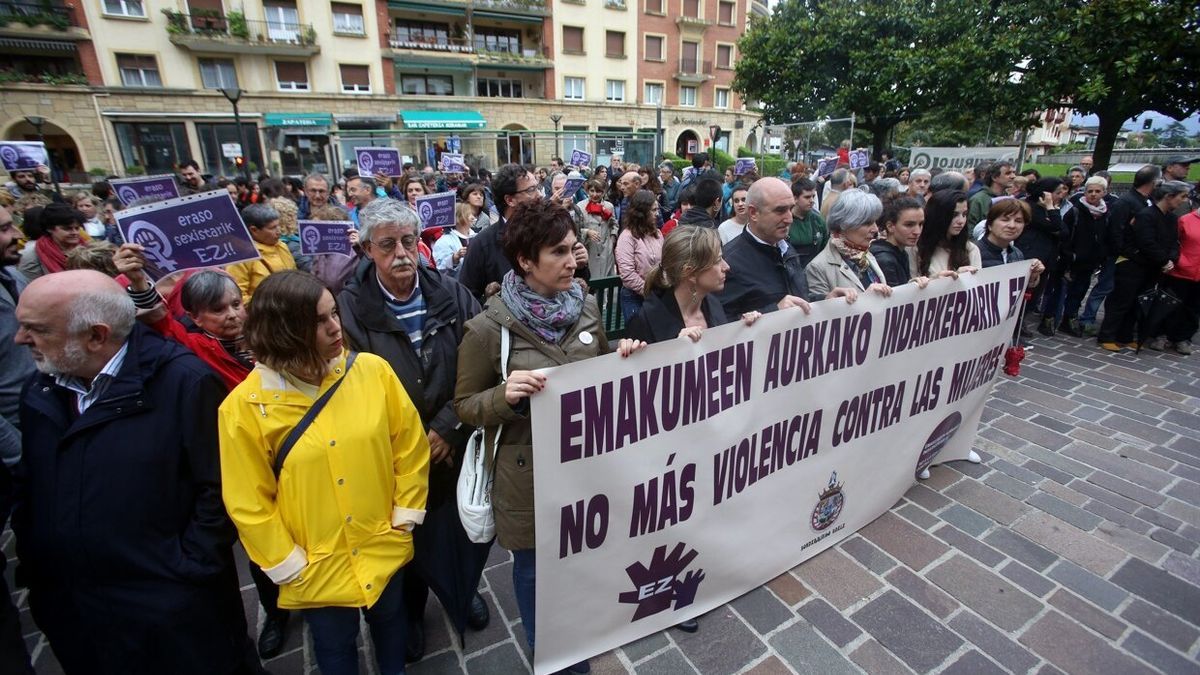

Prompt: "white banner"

[530,263,1032,673]
[909,146,1020,171]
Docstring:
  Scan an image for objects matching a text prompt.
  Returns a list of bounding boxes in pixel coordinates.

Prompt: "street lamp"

[549,114,562,160]
[24,115,61,198]
[220,87,251,180]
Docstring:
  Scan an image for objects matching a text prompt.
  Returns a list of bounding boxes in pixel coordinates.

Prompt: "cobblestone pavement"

[9,332,1200,674]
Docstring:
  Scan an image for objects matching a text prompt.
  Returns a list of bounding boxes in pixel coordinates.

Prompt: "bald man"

[615,170,642,222]
[14,271,254,673]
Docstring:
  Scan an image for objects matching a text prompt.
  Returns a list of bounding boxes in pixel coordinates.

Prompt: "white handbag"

[457,326,510,544]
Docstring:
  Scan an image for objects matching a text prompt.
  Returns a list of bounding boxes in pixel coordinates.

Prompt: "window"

[264,1,301,42]
[117,54,161,87]
[393,20,450,45]
[400,74,453,95]
[605,79,625,102]
[562,26,583,54]
[643,35,664,61]
[645,0,664,13]
[196,122,263,177]
[717,44,733,68]
[564,76,584,100]
[718,0,734,24]
[103,0,145,17]
[605,30,625,58]
[683,0,699,17]
[477,77,524,98]
[198,58,237,90]
[340,64,370,93]
[114,123,188,175]
[681,40,699,72]
[715,87,729,109]
[644,82,663,105]
[679,85,696,106]
[274,61,309,91]
[474,28,521,54]
[331,3,364,35]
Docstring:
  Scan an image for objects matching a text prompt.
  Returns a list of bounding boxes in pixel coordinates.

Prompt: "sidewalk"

[10,333,1200,674]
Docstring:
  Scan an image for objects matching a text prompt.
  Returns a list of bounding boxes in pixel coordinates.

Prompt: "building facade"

[0,0,760,180]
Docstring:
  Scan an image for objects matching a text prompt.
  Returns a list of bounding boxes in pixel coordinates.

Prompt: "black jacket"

[1015,202,1067,271]
[625,287,728,344]
[1064,194,1114,269]
[978,236,1026,268]
[1128,204,1180,269]
[718,229,815,317]
[678,206,718,229]
[869,239,912,287]
[338,262,481,504]
[1111,189,1154,259]
[458,215,589,301]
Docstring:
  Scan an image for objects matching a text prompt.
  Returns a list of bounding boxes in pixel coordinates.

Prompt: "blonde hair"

[455,201,474,227]
[643,225,722,296]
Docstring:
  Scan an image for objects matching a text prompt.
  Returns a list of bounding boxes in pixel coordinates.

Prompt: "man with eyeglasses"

[718,185,751,244]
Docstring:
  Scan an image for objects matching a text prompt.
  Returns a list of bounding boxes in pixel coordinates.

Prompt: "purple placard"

[440,152,466,173]
[110,174,181,206]
[355,147,403,178]
[569,149,592,168]
[816,157,838,178]
[734,158,757,176]
[849,149,869,170]
[114,191,260,280]
[298,220,354,257]
[562,175,586,197]
[415,191,456,231]
[0,141,47,172]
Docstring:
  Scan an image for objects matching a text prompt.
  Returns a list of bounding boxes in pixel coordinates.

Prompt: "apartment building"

[0,0,761,179]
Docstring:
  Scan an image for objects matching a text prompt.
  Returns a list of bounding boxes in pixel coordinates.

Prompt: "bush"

[711,148,735,174]
[124,165,146,176]
[88,167,109,176]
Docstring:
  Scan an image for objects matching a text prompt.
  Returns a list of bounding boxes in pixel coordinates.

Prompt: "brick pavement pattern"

[8,334,1200,674]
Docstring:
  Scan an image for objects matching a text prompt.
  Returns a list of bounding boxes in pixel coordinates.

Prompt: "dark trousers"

[302,568,407,675]
[1162,276,1200,342]
[402,565,431,623]
[512,549,536,651]
[1062,264,1099,321]
[1081,258,1115,325]
[0,572,31,674]
[249,561,284,619]
[1097,260,1158,344]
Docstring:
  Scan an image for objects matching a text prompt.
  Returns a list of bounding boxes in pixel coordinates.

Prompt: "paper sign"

[734,158,757,176]
[816,157,838,178]
[221,143,243,159]
[355,147,403,178]
[114,191,260,280]
[299,220,354,257]
[440,152,466,173]
[415,191,456,231]
[569,149,592,168]
[110,174,181,206]
[563,175,586,197]
[849,149,870,170]
[0,141,47,172]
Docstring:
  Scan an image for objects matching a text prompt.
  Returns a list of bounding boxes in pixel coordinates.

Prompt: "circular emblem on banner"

[125,219,178,272]
[578,331,594,345]
[910,152,932,169]
[417,201,434,225]
[359,152,374,172]
[117,186,140,205]
[810,471,845,531]
[0,146,18,166]
[915,412,963,479]
[302,225,321,249]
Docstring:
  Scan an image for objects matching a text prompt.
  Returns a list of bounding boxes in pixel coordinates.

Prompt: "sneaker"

[1099,342,1126,352]
[1174,341,1193,355]
[1146,336,1167,351]
[1059,318,1084,337]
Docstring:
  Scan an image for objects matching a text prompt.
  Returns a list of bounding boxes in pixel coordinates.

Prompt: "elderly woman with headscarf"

[805,189,893,300]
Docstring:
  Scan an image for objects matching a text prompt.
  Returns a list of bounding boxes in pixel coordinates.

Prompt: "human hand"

[956,266,978,275]
[572,241,588,268]
[618,338,648,356]
[827,287,859,304]
[454,247,467,263]
[678,326,703,342]
[777,295,811,313]
[113,243,151,289]
[867,282,893,297]
[1038,191,1054,210]
[347,229,359,247]
[1163,261,1175,273]
[914,276,931,289]
[427,429,452,465]
[587,229,601,243]
[504,370,546,406]
[741,311,762,326]
[374,172,392,190]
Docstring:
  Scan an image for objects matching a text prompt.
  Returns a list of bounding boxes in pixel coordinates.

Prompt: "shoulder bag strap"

[491,326,512,464]
[272,352,358,478]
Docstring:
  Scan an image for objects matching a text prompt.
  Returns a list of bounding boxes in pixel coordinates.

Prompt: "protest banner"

[734,158,757,176]
[569,149,593,168]
[110,174,180,206]
[562,173,586,198]
[0,141,47,172]
[415,190,456,230]
[529,263,1031,673]
[441,152,466,173]
[909,147,1020,171]
[849,149,870,170]
[355,147,403,178]
[298,220,355,257]
[815,157,838,178]
[114,191,260,280]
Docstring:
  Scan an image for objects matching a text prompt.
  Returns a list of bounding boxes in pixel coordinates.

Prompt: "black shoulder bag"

[272,352,358,478]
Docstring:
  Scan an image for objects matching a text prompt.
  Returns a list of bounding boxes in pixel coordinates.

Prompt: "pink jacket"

[615,229,664,294]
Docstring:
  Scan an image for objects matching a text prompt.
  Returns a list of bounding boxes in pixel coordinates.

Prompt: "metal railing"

[164,11,316,46]
[678,58,713,75]
[0,1,76,28]
[471,0,547,14]
[389,35,474,53]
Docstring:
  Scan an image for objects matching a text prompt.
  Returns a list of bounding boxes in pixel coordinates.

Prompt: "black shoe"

[1058,318,1084,337]
[1037,318,1055,337]
[466,592,490,631]
[1020,326,1034,339]
[676,618,699,633]
[257,611,289,660]
[405,619,426,663]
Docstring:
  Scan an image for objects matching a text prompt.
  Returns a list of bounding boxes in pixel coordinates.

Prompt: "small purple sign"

[355,147,403,178]
[114,191,260,280]
[110,174,181,206]
[0,141,47,172]
[849,149,869,170]
[298,220,354,257]
[415,191,456,231]
[569,149,592,168]
[440,152,466,173]
[816,157,838,178]
[562,174,586,197]
[734,158,757,176]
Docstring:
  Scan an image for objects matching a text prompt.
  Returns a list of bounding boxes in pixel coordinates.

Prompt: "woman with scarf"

[1016,177,1069,336]
[576,178,618,277]
[805,189,894,300]
[455,199,644,674]
[916,189,981,277]
[459,182,492,232]
[1059,176,1112,336]
[615,189,665,322]
[17,203,85,281]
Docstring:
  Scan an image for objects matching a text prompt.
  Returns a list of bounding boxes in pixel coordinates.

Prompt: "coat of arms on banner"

[810,472,845,531]
[618,543,705,621]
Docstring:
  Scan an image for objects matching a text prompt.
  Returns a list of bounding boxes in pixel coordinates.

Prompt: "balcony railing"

[604,0,626,8]
[0,1,77,29]
[388,36,474,53]
[677,58,713,75]
[164,10,316,47]
[470,0,548,15]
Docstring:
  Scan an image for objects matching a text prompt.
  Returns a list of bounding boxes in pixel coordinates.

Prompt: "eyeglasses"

[369,235,418,254]
[517,184,540,196]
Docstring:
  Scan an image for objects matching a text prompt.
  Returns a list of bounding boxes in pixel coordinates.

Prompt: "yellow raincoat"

[226,239,297,305]
[219,351,429,609]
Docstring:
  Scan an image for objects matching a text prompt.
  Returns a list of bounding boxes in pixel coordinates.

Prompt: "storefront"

[399,110,486,168]
[263,112,334,177]
[334,114,398,174]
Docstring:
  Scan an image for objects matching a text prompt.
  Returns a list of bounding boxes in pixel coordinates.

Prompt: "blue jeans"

[1080,258,1115,325]
[619,287,644,325]
[512,549,536,650]
[302,569,407,675]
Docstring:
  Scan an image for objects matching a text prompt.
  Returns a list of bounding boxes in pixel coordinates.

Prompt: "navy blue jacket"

[718,228,816,317]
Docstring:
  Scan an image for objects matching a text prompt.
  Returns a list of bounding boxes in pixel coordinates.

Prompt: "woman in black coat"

[1017,177,1069,335]
[1060,176,1112,336]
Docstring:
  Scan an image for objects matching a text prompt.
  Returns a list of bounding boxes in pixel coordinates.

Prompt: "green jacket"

[788,209,829,267]
[968,186,1002,229]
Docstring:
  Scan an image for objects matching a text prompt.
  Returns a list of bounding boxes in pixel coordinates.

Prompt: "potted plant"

[227,10,248,38]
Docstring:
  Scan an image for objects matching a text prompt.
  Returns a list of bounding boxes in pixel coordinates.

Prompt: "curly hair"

[621,189,659,240]
[502,198,575,276]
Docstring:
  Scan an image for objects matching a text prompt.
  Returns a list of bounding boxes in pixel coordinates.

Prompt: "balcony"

[472,0,548,17]
[388,35,474,54]
[675,14,712,36]
[475,44,552,69]
[604,0,626,8]
[164,10,319,56]
[0,1,90,41]
[674,58,713,83]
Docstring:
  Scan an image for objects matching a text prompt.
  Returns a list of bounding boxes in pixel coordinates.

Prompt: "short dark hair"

[245,271,330,379]
[881,196,924,229]
[180,270,240,315]
[92,180,112,199]
[691,152,708,170]
[501,199,575,277]
[458,182,486,202]
[986,161,1014,186]
[259,178,286,199]
[492,163,528,211]
[180,159,201,172]
[1132,165,1162,189]
[39,203,84,235]
[677,184,696,206]
[791,177,817,195]
[693,177,723,211]
[342,167,360,180]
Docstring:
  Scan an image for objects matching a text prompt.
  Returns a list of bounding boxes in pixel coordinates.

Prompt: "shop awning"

[263,113,334,128]
[400,110,486,130]
[388,0,463,16]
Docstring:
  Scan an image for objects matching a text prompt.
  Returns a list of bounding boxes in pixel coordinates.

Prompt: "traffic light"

[234,156,245,168]
[1142,118,1152,130]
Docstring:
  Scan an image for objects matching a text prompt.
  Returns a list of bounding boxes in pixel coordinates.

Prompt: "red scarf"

[585,200,612,221]
[35,235,70,274]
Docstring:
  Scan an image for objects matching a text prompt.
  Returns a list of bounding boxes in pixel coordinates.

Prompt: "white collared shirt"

[747,228,790,255]
[54,341,129,414]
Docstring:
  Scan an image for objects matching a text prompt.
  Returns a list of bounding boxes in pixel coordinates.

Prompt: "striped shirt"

[54,341,129,414]
[377,274,427,351]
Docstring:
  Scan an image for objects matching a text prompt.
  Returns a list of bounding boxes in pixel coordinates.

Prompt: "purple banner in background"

[416,191,456,231]
[110,174,181,206]
[441,152,466,173]
[355,147,403,178]
[849,149,870,170]
[563,175,586,197]
[734,158,757,176]
[114,191,260,280]
[299,220,354,257]
[0,141,47,171]
[569,149,592,168]
[816,157,838,178]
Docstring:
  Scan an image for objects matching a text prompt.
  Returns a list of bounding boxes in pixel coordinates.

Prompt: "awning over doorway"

[263,113,334,128]
[399,110,486,130]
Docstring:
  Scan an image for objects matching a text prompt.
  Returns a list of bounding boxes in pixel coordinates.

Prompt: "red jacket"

[150,314,251,391]
[1169,211,1200,282]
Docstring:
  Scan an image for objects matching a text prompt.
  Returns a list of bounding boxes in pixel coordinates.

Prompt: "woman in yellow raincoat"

[219,270,429,675]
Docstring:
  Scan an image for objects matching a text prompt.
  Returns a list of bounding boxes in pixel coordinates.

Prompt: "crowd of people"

[0,144,1198,674]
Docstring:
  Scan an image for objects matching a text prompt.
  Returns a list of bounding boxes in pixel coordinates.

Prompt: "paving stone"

[921,464,962,490]
[933,524,1006,567]
[1046,559,1129,611]
[1162,551,1200,588]
[1027,492,1103,531]
[673,607,766,675]
[766,621,857,675]
[940,650,1007,675]
[904,483,951,512]
[1095,363,1173,388]
[982,529,1059,571]
[859,511,949,572]
[990,414,1072,450]
[838,536,897,576]
[1092,521,1172,564]
[1083,499,1154,534]
[895,503,940,530]
[984,470,1040,501]
[1067,427,1123,452]
[796,598,862,647]
[483,562,521,626]
[990,457,1045,485]
[1161,500,1200,530]
[848,639,913,675]
[926,555,1043,631]
[411,651,465,675]
[466,643,528,675]
[1121,598,1200,653]
[1072,479,1144,513]
[883,566,959,619]
[1099,413,1177,446]
[1166,480,1200,506]
[636,648,697,674]
[792,548,882,611]
[998,560,1056,598]
[1136,507,1184,532]
[765,572,810,608]
[1150,527,1199,555]
[1121,631,1199,675]
[1087,471,1168,508]
[1046,588,1126,639]
[939,504,995,536]
[1028,413,1075,434]
[850,591,963,672]
[729,586,792,634]
[1110,558,1200,626]
[742,655,792,675]
[948,610,1040,673]
[1060,443,1175,491]
[1013,511,1126,575]
[461,591,512,656]
[1020,611,1157,675]
[1019,446,1094,478]
[620,631,670,663]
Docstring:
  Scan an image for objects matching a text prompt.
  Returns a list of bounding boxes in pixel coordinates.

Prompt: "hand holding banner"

[440,153,466,173]
[569,149,592,168]
[355,147,403,178]
[816,157,838,178]
[415,191,456,231]
[114,191,260,280]
[299,220,355,257]
[0,141,47,172]
[849,149,870,170]
[110,174,181,206]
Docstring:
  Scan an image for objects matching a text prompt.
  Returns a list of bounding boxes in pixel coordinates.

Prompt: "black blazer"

[626,287,729,344]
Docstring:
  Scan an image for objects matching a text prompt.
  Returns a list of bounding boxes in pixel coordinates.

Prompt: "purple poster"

[299,220,354,257]
[569,149,592,168]
[415,191,456,231]
[849,149,869,170]
[562,175,586,197]
[110,174,181,206]
[0,141,47,172]
[816,157,838,178]
[355,147,403,178]
[440,152,466,173]
[114,191,260,280]
[734,158,757,176]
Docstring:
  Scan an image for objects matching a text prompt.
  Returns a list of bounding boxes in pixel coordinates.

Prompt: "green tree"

[1157,121,1190,148]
